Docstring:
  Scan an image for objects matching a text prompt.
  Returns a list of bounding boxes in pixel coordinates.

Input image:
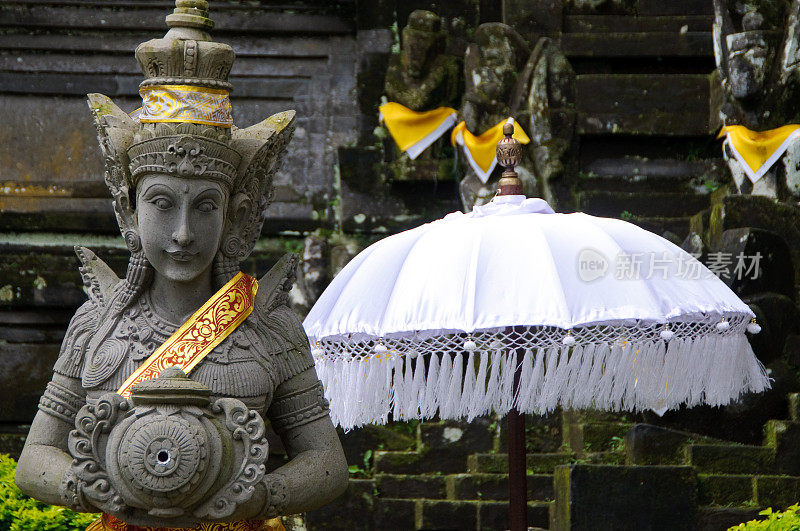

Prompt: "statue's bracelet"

[263,473,288,518]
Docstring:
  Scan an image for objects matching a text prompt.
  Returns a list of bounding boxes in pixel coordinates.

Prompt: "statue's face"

[402,28,436,79]
[136,174,227,283]
[726,31,770,100]
[473,38,516,101]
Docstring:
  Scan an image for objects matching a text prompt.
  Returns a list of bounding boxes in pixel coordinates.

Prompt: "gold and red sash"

[87,513,285,531]
[718,124,800,184]
[116,272,258,398]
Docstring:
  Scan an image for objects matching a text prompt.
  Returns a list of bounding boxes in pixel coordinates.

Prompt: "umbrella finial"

[496,121,524,196]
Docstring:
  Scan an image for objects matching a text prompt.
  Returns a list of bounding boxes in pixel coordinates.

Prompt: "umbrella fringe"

[320,334,771,431]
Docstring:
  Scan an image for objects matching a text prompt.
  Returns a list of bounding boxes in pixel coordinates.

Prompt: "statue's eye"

[197,200,218,213]
[152,197,172,210]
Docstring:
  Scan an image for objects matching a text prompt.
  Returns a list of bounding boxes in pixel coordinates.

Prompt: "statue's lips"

[166,250,197,262]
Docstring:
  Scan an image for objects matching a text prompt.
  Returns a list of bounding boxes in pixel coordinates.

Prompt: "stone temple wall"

[2,1,800,530]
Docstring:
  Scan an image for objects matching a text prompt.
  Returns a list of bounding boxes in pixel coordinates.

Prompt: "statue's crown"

[135,0,234,92]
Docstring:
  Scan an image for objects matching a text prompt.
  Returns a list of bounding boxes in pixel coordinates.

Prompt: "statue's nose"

[172,214,194,246]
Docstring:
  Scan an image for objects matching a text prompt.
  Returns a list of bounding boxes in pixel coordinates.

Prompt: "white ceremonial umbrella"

[303,125,769,530]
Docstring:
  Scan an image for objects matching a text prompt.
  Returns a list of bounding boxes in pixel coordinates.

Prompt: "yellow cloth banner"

[451,118,531,183]
[379,103,457,159]
[87,513,284,530]
[139,84,234,128]
[116,272,258,398]
[718,124,800,183]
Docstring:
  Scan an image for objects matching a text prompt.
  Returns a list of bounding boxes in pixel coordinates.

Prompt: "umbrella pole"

[507,353,527,531]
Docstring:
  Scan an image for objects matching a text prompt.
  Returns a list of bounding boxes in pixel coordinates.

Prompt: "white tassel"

[435,354,453,416]
[461,352,477,419]
[514,349,534,411]
[422,355,440,418]
[498,350,517,414]
[747,320,762,334]
[468,351,489,420]
[442,353,464,418]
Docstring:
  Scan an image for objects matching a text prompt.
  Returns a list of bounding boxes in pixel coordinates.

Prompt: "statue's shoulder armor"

[53,300,103,380]
[251,254,314,386]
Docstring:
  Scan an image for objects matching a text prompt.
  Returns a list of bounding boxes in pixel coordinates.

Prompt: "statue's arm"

[15,373,85,506]
[260,368,348,517]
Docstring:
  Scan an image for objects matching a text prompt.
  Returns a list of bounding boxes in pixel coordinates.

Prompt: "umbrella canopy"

[305,195,770,430]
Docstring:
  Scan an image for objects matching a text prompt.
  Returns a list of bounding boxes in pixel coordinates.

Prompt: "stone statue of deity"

[384,10,460,113]
[713,0,800,200]
[14,2,348,529]
[458,22,575,211]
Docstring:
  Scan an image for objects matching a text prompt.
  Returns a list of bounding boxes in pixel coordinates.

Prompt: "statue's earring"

[221,234,243,258]
[124,230,142,253]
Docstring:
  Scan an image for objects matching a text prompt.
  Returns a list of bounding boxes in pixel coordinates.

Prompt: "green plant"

[609,436,625,453]
[729,503,800,530]
[0,454,98,530]
[619,211,637,222]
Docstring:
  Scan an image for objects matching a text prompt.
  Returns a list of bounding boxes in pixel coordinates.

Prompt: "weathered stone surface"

[376,474,447,499]
[763,421,800,476]
[0,343,59,423]
[686,444,775,475]
[706,195,800,283]
[477,500,551,530]
[717,228,796,300]
[416,500,478,530]
[420,416,496,464]
[744,293,800,366]
[446,473,554,501]
[305,479,376,530]
[697,474,754,506]
[576,74,712,136]
[695,507,762,531]
[790,393,800,422]
[553,464,697,531]
[564,15,712,32]
[753,476,800,509]
[577,190,709,218]
[625,424,718,466]
[562,32,712,57]
[579,157,715,192]
[373,498,416,530]
[338,423,417,470]
[468,453,573,474]
[502,0,563,38]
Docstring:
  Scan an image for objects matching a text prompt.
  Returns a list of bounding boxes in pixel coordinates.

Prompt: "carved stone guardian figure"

[15,2,348,529]
[714,0,800,200]
[384,10,460,113]
[381,10,461,179]
[458,23,575,211]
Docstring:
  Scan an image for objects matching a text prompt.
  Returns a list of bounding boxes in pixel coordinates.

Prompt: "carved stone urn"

[65,367,268,524]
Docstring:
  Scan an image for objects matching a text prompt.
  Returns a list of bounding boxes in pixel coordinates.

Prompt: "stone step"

[697,474,754,506]
[445,473,554,501]
[577,190,710,219]
[576,74,713,136]
[415,499,551,530]
[374,450,471,475]
[375,474,448,500]
[753,475,800,509]
[625,424,723,466]
[563,420,633,453]
[468,453,573,474]
[579,157,716,190]
[790,393,800,422]
[686,444,776,475]
[563,31,711,58]
[565,15,712,33]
